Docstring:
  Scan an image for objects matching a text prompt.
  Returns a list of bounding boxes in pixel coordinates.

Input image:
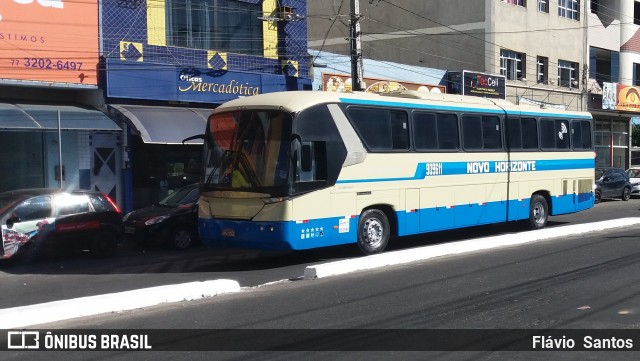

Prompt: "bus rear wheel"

[357,209,390,255]
[529,194,548,229]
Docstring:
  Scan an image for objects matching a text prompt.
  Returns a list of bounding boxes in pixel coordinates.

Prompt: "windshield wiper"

[205,150,231,186]
[205,149,263,189]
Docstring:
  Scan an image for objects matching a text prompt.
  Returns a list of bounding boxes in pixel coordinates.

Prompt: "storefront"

[0,101,121,196]
[0,0,122,202]
[104,60,311,211]
[100,0,312,211]
[588,82,635,170]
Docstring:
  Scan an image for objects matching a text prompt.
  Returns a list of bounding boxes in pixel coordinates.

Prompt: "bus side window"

[571,120,592,150]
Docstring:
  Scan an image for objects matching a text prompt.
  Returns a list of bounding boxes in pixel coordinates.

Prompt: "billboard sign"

[0,0,98,86]
[462,71,506,99]
[614,83,640,112]
[321,73,446,94]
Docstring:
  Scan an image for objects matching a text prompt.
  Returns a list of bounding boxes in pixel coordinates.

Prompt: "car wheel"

[90,232,118,258]
[171,227,194,250]
[594,190,601,204]
[529,194,548,229]
[357,209,390,255]
[622,187,631,201]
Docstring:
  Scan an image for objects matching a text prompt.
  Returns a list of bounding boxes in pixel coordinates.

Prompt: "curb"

[304,217,640,279]
[5,218,640,328]
[0,279,240,329]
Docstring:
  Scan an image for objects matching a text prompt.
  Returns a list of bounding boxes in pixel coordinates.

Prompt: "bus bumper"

[198,218,295,250]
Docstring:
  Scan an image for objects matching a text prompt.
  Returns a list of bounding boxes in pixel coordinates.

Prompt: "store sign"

[604,82,640,112]
[177,69,261,96]
[462,71,506,99]
[106,59,311,104]
[321,73,446,94]
[0,0,98,85]
[602,82,617,110]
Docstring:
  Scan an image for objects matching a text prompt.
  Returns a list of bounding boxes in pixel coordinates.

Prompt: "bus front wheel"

[529,194,548,229]
[357,209,390,255]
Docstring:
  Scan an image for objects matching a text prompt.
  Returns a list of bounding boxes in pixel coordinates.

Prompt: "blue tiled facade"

[102,0,312,104]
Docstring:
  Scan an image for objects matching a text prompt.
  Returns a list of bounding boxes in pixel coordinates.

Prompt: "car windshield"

[158,186,198,206]
[595,170,605,179]
[627,169,640,178]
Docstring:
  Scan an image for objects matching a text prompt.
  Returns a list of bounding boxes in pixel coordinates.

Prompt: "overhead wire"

[2,0,640,85]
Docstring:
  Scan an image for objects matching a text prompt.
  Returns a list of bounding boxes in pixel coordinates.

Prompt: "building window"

[503,0,526,6]
[634,63,640,86]
[591,0,598,14]
[635,1,640,25]
[537,56,548,83]
[166,0,263,56]
[538,0,548,12]
[558,60,578,88]
[558,0,580,20]
[589,47,619,85]
[500,50,525,80]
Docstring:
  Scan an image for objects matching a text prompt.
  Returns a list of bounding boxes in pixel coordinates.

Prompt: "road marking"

[0,279,240,329]
[304,217,640,279]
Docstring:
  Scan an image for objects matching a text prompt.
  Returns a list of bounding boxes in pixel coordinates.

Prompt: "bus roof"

[212,91,592,119]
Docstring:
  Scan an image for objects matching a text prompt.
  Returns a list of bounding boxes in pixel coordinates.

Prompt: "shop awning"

[0,103,121,131]
[110,104,211,144]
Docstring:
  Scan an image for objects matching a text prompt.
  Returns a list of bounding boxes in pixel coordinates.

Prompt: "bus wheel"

[357,209,390,255]
[529,194,548,229]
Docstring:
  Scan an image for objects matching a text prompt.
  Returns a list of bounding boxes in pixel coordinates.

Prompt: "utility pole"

[350,0,364,91]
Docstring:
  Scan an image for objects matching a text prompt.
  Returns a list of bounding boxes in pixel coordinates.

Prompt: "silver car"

[626,168,640,196]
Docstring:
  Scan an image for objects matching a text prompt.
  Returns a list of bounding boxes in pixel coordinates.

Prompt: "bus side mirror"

[301,144,312,172]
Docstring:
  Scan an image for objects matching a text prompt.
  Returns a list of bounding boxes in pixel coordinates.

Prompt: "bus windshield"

[203,110,292,194]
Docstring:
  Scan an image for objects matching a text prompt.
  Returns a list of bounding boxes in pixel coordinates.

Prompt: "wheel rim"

[624,189,630,199]
[532,201,546,225]
[362,217,384,248]
[595,192,601,202]
[174,230,191,249]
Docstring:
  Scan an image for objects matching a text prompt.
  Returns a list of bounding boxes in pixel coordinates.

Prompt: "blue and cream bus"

[197,90,594,254]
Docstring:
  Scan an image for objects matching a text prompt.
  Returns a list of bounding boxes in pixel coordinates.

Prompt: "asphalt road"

[8,208,640,360]
[0,197,638,310]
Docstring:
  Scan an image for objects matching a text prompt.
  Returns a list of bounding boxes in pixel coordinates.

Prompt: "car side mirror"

[6,216,20,229]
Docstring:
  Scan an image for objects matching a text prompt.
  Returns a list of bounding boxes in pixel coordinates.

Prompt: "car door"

[53,194,98,250]
[609,171,624,197]
[600,170,615,197]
